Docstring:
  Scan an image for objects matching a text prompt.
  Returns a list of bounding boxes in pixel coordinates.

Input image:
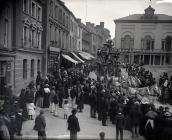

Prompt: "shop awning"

[71,52,85,63]
[82,51,96,59]
[78,52,92,60]
[62,54,79,64]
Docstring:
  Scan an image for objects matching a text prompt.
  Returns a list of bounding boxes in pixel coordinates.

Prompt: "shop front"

[47,47,60,77]
[0,52,15,100]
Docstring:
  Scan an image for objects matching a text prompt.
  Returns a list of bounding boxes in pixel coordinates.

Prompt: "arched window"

[143,35,153,50]
[123,35,132,50]
[165,36,172,51]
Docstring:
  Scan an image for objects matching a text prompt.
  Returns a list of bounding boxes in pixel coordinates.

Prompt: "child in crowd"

[28,103,35,120]
[63,99,69,119]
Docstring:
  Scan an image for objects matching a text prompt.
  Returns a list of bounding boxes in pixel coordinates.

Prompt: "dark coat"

[70,89,77,99]
[34,114,46,132]
[115,113,125,129]
[89,94,97,107]
[15,113,23,131]
[67,114,80,133]
[25,92,34,103]
[53,93,59,104]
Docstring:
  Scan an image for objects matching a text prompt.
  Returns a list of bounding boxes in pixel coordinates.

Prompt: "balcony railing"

[119,49,172,53]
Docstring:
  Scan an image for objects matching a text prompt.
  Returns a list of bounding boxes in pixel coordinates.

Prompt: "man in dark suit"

[34,110,46,140]
[115,108,125,140]
[67,109,80,140]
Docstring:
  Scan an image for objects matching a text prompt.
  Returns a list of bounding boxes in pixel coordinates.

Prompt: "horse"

[148,83,161,103]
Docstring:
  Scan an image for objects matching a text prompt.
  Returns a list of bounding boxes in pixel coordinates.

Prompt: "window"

[4,19,8,47]
[23,0,29,13]
[143,35,153,50]
[162,40,165,51]
[31,1,36,17]
[55,5,58,19]
[59,9,62,22]
[31,59,34,77]
[37,59,41,72]
[37,32,41,48]
[23,59,27,79]
[165,36,172,52]
[23,26,27,46]
[31,30,35,46]
[63,13,65,25]
[49,1,53,17]
[66,16,69,28]
[37,6,42,21]
[123,35,132,50]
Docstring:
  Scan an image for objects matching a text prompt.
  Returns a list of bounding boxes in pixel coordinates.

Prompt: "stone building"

[42,0,70,76]
[13,0,44,94]
[76,18,83,52]
[0,0,15,96]
[69,12,78,52]
[81,22,110,57]
[114,6,172,68]
[0,0,44,95]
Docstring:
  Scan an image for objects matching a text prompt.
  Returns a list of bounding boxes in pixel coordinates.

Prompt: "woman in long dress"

[43,84,50,108]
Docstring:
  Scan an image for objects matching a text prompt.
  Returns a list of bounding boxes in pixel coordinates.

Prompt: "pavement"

[19,104,145,140]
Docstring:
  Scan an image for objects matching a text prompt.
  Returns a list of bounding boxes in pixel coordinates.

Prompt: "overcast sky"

[62,0,172,38]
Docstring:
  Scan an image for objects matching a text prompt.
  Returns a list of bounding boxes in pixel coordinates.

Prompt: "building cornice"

[114,20,172,23]
[14,48,44,54]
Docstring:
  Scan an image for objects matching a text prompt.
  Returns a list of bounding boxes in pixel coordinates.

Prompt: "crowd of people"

[126,63,156,87]
[158,72,172,104]
[0,62,172,140]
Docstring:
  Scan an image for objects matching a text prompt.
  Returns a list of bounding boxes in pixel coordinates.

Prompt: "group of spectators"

[126,63,156,87]
[1,62,172,140]
[159,73,172,104]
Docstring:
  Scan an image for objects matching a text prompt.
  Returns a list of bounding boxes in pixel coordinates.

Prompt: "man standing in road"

[34,110,46,140]
[115,108,125,140]
[67,109,80,140]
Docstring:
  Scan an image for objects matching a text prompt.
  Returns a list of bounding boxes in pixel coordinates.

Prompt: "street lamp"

[97,39,120,77]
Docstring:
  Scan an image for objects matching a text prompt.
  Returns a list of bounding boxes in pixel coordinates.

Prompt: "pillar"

[164,56,166,65]
[153,55,155,65]
[149,55,152,65]
[139,55,141,64]
[160,55,162,66]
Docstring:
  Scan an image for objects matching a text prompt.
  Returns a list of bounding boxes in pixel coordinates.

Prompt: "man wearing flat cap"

[34,110,46,140]
[67,109,80,140]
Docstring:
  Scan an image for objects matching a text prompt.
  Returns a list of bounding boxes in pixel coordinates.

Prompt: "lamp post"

[97,39,120,78]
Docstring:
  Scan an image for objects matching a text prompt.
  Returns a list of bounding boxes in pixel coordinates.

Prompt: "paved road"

[19,104,145,140]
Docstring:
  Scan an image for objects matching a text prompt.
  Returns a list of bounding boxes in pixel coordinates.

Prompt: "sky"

[61,0,172,38]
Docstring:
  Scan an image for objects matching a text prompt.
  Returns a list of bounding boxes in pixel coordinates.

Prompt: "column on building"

[149,55,152,65]
[152,55,155,65]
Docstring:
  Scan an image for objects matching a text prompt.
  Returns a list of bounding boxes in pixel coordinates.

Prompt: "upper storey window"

[31,1,36,18]
[23,0,29,13]
[37,5,42,21]
[123,35,132,50]
[165,36,172,52]
[49,1,53,17]
[143,35,154,50]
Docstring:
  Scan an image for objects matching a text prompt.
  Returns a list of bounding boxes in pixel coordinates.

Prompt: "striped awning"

[62,54,79,64]
[71,52,85,63]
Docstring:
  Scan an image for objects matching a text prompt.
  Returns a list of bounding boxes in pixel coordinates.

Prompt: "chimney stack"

[100,22,104,28]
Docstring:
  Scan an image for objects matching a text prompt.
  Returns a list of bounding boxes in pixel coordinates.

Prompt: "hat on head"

[71,108,77,114]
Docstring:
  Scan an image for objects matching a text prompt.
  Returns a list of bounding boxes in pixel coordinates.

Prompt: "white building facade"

[114,6,172,67]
